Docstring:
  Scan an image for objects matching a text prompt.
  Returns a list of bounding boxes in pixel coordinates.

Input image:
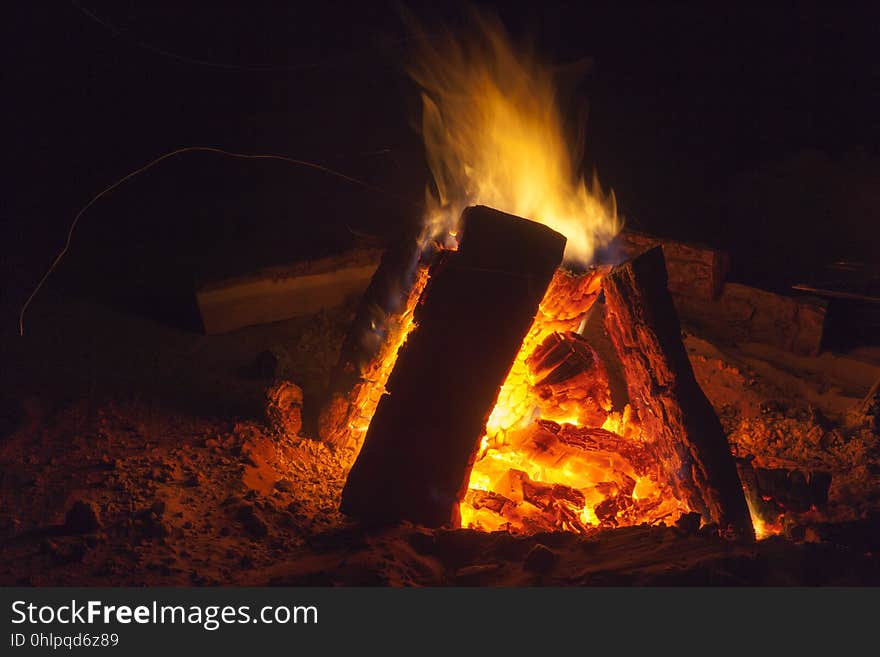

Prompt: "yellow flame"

[409,11,620,265]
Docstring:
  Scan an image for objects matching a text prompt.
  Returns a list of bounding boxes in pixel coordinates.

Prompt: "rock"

[274,478,294,492]
[63,500,100,534]
[265,380,304,437]
[523,543,557,573]
[236,504,268,537]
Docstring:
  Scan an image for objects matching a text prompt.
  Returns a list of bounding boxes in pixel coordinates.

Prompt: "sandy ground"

[1,289,879,586]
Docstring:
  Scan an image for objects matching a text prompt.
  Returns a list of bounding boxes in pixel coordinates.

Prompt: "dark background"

[4,1,879,331]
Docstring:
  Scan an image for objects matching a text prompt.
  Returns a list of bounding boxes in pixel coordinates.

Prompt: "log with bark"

[341,206,567,527]
[195,247,383,334]
[674,282,827,356]
[606,231,827,356]
[318,228,432,450]
[611,231,730,301]
[603,246,755,539]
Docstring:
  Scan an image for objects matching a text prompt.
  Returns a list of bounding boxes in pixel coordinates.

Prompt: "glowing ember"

[329,264,430,457]
[460,270,689,534]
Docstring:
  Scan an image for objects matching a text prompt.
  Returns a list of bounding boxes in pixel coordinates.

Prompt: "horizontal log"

[610,231,730,301]
[675,283,827,356]
[195,247,383,334]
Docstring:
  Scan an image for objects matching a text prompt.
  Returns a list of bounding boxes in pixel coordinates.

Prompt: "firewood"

[511,470,586,511]
[526,331,611,426]
[674,282,827,356]
[555,424,650,475]
[611,231,729,301]
[319,229,432,449]
[463,489,512,514]
[195,247,383,334]
[736,458,831,518]
[341,206,567,527]
[603,246,755,539]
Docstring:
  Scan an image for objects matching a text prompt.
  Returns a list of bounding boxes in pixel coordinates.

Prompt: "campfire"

[323,207,753,540]
[318,17,755,541]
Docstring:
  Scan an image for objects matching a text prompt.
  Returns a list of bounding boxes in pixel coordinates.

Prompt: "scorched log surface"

[341,206,567,527]
[603,246,755,540]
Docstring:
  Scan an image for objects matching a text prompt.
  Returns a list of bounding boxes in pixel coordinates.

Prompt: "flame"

[461,269,689,534]
[337,14,766,539]
[409,11,620,265]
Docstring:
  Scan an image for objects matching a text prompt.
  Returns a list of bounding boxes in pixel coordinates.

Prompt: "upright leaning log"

[603,246,754,540]
[341,206,567,526]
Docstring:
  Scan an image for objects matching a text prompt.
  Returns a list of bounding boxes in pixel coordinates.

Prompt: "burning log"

[603,246,755,539]
[319,230,431,450]
[555,424,651,475]
[736,458,831,519]
[341,206,567,527]
[505,468,587,510]
[464,489,511,514]
[526,332,611,426]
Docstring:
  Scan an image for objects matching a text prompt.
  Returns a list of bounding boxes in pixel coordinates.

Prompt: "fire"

[460,270,689,534]
[405,13,686,533]
[408,11,620,265]
[337,13,760,538]
[328,264,431,455]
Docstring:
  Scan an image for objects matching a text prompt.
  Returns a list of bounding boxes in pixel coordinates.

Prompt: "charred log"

[610,231,729,301]
[319,227,432,449]
[341,206,567,527]
[602,246,755,540]
[737,458,832,519]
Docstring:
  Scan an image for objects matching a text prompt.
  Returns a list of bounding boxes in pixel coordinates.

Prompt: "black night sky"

[4,2,879,330]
